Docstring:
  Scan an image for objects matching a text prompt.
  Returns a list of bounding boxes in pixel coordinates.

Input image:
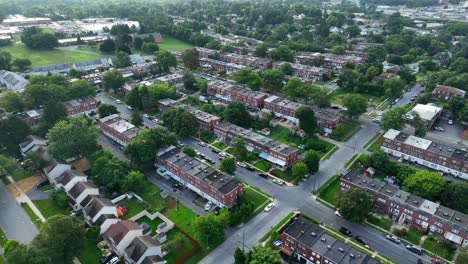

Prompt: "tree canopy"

[403,171,445,200]
[162,108,199,136]
[295,106,317,134]
[335,188,373,222]
[223,102,251,128]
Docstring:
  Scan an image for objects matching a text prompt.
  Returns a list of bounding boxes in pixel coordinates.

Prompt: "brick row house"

[158,99,221,131]
[295,52,365,72]
[199,58,245,74]
[219,53,272,70]
[207,79,269,109]
[340,171,468,246]
[17,110,42,127]
[99,114,140,146]
[431,85,466,101]
[272,62,331,81]
[278,215,381,264]
[63,96,97,116]
[156,146,244,208]
[214,122,300,168]
[381,129,468,180]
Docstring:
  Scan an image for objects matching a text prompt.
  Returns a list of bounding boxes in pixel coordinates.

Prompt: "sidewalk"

[7,176,46,222]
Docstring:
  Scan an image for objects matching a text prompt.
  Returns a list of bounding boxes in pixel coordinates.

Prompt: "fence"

[174,225,201,264]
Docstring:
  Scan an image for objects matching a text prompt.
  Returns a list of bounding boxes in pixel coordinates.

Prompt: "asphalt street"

[0,181,39,244]
[393,84,425,108]
[96,92,431,264]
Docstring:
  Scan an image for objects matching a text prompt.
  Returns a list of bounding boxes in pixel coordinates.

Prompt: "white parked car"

[219,152,227,158]
[264,202,275,212]
[236,162,247,168]
[115,99,122,104]
[127,105,133,110]
[195,151,201,156]
[434,126,444,132]
[198,141,207,147]
[335,210,342,217]
[272,179,284,185]
[386,235,401,244]
[204,201,213,211]
[143,113,149,118]
[448,120,453,125]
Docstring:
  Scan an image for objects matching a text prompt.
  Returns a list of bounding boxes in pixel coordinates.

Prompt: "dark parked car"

[339,227,352,237]
[35,179,50,190]
[258,173,268,178]
[211,148,220,153]
[355,236,369,248]
[246,166,255,172]
[406,245,423,255]
[172,183,182,190]
[207,159,215,164]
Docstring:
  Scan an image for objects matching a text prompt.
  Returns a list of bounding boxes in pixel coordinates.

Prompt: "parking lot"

[427,117,466,147]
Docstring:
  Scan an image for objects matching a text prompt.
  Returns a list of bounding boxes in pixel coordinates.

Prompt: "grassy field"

[137,183,167,213]
[137,216,164,236]
[368,135,383,153]
[212,141,228,151]
[77,237,102,264]
[158,36,193,52]
[422,236,456,261]
[317,176,341,205]
[0,227,8,246]
[1,43,103,66]
[164,229,196,264]
[363,132,382,150]
[394,227,422,245]
[254,160,271,172]
[23,203,43,229]
[244,187,269,210]
[33,199,70,220]
[271,168,298,183]
[267,126,302,147]
[330,121,361,142]
[119,198,146,220]
[367,215,393,231]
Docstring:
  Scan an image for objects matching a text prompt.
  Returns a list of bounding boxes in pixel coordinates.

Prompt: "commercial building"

[278,215,381,264]
[432,85,466,101]
[99,114,140,146]
[1,15,52,27]
[207,79,269,109]
[340,171,468,246]
[405,103,443,128]
[58,35,108,46]
[214,122,300,167]
[158,99,221,131]
[272,62,331,81]
[381,129,468,179]
[156,146,244,208]
[63,96,97,116]
[0,70,29,91]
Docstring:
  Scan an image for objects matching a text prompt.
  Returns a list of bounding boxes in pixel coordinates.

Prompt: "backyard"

[136,216,164,236]
[394,227,422,245]
[164,229,197,264]
[33,199,70,220]
[422,236,456,261]
[137,183,167,213]
[77,237,102,264]
[254,160,271,172]
[119,198,147,220]
[271,168,298,184]
[212,141,228,151]
[1,43,103,66]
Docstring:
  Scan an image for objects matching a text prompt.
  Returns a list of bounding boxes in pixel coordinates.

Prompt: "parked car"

[143,113,149,118]
[198,141,207,147]
[272,179,284,185]
[177,141,184,147]
[211,148,220,153]
[258,173,268,178]
[355,236,370,248]
[195,151,201,156]
[335,210,342,217]
[339,227,352,237]
[434,126,444,131]
[213,207,220,215]
[236,162,247,168]
[108,257,120,264]
[448,120,453,125]
[264,202,275,212]
[219,152,227,158]
[127,105,133,110]
[204,201,213,211]
[246,166,255,172]
[115,99,122,104]
[35,179,50,190]
[206,159,215,164]
[406,244,423,255]
[385,235,401,244]
[172,183,182,190]
[372,118,381,123]
[100,254,114,264]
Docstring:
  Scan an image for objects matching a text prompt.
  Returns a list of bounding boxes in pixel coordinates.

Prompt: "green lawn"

[317,176,341,205]
[164,229,196,264]
[267,126,302,147]
[422,236,456,261]
[395,227,422,245]
[1,43,103,66]
[321,146,338,160]
[33,199,70,220]
[77,237,102,264]
[271,168,299,183]
[137,183,167,213]
[363,132,382,150]
[254,160,271,172]
[305,137,336,158]
[330,121,361,142]
[225,147,235,155]
[344,154,359,169]
[244,187,269,210]
[163,199,198,237]
[158,36,193,52]
[136,216,164,236]
[118,198,146,220]
[78,44,102,53]
[368,135,383,153]
[367,215,393,231]
[23,203,43,229]
[212,141,228,151]
[0,227,8,247]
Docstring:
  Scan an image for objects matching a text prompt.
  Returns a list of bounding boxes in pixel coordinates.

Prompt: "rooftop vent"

[204,170,208,173]
[396,194,401,197]
[321,238,326,242]
[338,247,344,252]
[455,217,461,221]
[311,232,316,236]
[386,190,392,193]
[371,183,376,187]
[443,212,449,216]
[327,245,331,249]
[413,200,419,204]
[349,253,355,258]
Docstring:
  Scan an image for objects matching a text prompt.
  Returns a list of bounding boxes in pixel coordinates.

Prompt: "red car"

[355,236,370,248]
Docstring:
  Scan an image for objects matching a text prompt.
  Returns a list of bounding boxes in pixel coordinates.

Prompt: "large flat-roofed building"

[340,171,468,246]
[156,146,244,208]
[158,99,221,131]
[199,58,245,74]
[272,62,331,81]
[214,122,299,167]
[99,114,140,146]
[155,73,183,88]
[278,215,381,264]
[58,35,108,46]
[2,15,52,26]
[405,103,442,128]
[17,109,42,126]
[381,129,468,179]
[63,96,97,116]
[0,70,29,91]
[207,79,269,109]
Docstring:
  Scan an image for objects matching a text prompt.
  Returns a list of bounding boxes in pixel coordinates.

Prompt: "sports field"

[158,36,193,52]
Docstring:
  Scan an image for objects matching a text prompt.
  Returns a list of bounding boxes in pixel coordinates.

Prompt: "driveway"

[0,181,39,244]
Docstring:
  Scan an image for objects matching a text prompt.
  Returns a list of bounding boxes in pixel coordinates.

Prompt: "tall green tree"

[102,69,125,92]
[381,106,407,130]
[182,48,199,69]
[113,51,132,68]
[99,37,116,53]
[98,103,119,118]
[342,94,368,119]
[411,112,427,137]
[335,188,373,222]
[440,182,468,214]
[234,247,246,264]
[123,171,145,192]
[303,150,320,173]
[21,27,58,50]
[68,80,96,99]
[292,162,308,181]
[126,87,143,110]
[156,51,177,72]
[0,51,11,70]
[47,116,98,160]
[220,158,236,174]
[249,246,281,264]
[131,110,143,127]
[36,100,68,136]
[283,77,303,100]
[124,127,177,169]
[0,91,24,112]
[448,96,465,118]
[223,102,251,128]
[161,108,199,136]
[193,214,225,247]
[0,115,31,155]
[12,58,32,71]
[270,45,294,62]
[403,171,445,200]
[262,69,284,91]
[384,78,405,99]
[90,150,129,192]
[232,137,248,162]
[183,71,198,91]
[141,42,160,54]
[295,106,316,134]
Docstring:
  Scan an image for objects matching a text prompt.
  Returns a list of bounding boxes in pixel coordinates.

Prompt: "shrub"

[305,137,328,152]
[394,228,407,237]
